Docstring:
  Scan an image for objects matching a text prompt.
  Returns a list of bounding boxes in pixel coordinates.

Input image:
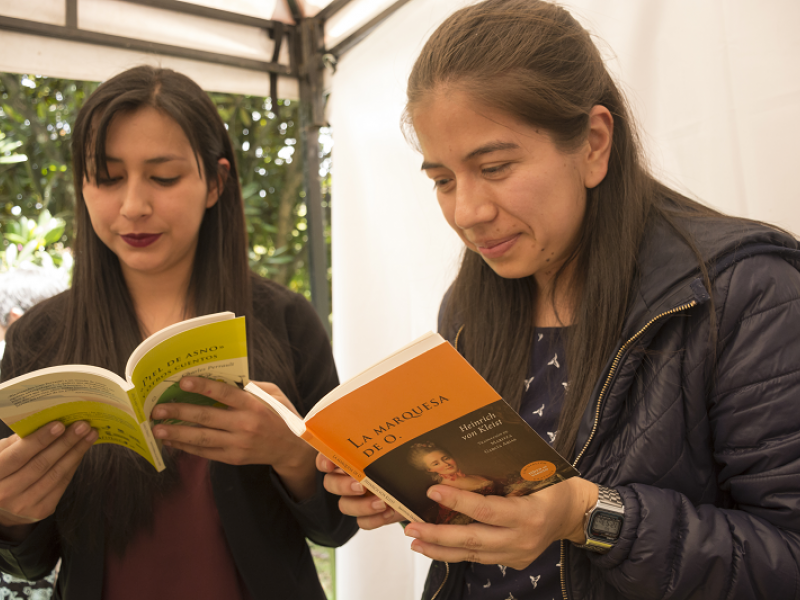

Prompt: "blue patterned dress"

[459,327,567,600]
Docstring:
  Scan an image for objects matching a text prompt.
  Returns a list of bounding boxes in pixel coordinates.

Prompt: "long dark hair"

[4,66,297,554]
[405,0,727,459]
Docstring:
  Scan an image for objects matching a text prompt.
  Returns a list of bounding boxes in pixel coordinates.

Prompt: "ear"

[206,158,231,209]
[8,306,24,326]
[582,105,614,189]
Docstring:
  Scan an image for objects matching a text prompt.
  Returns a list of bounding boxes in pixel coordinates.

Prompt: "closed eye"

[152,176,180,186]
[482,163,511,176]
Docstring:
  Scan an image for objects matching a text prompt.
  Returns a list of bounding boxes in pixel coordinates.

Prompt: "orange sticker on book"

[520,460,556,481]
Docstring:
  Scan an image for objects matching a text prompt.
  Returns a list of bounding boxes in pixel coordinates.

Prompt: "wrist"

[563,478,599,544]
[273,438,317,474]
[272,442,318,502]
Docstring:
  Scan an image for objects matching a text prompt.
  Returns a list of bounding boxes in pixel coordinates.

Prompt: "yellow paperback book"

[0,312,248,471]
[246,332,579,524]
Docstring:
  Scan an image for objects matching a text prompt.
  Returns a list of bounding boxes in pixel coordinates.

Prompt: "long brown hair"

[4,66,297,554]
[405,0,725,459]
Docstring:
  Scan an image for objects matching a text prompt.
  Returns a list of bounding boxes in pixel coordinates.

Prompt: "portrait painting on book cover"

[363,400,576,524]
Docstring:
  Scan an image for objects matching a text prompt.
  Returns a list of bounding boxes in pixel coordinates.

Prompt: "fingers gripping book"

[246,332,579,524]
[0,312,248,471]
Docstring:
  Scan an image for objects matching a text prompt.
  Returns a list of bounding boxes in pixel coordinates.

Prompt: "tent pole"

[295,17,331,336]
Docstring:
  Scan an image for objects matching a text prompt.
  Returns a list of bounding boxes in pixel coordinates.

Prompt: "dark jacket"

[424,213,800,599]
[0,277,358,599]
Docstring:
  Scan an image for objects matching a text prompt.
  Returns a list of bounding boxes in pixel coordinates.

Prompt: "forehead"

[412,90,552,165]
[103,106,194,155]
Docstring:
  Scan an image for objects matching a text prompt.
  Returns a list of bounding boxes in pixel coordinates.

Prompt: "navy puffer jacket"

[425,212,800,600]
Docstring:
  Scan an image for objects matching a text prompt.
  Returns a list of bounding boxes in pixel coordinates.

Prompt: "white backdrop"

[328,1,800,599]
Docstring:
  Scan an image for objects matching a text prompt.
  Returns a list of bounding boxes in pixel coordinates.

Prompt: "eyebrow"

[420,141,520,170]
[105,155,187,164]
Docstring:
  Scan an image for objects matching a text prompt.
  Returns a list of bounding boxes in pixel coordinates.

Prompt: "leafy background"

[0,71,335,598]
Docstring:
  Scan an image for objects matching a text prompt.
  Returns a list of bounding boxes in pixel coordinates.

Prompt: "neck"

[122,267,194,337]
[534,264,578,328]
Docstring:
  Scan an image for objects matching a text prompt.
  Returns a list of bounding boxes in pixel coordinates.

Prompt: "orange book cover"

[246,332,578,524]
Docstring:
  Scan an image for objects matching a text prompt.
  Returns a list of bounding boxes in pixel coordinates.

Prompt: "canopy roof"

[0,0,408,97]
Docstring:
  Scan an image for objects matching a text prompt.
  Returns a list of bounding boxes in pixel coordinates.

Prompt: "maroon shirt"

[103,452,253,600]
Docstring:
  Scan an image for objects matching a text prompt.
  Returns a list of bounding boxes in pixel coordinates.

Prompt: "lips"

[121,233,161,248]
[473,234,519,259]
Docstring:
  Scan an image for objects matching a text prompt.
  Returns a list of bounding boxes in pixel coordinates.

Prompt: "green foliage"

[0,73,98,248]
[209,92,331,296]
[1,208,72,274]
[310,542,336,600]
[0,73,333,298]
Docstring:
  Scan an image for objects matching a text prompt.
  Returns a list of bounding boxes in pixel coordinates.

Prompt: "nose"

[453,179,496,230]
[119,178,153,221]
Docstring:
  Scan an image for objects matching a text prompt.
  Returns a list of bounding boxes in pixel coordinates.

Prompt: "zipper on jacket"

[558,299,698,600]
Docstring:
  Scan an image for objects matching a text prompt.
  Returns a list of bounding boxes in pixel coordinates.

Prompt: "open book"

[0,312,248,471]
[247,332,578,524]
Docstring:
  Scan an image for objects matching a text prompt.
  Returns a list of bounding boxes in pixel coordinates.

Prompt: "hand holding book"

[402,475,599,570]
[152,377,318,501]
[250,332,579,526]
[0,420,97,537]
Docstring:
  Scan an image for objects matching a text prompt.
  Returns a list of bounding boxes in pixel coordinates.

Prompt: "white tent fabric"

[0,0,397,96]
[328,1,800,598]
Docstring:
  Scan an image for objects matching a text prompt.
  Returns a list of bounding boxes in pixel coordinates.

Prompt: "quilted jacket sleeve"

[585,254,800,599]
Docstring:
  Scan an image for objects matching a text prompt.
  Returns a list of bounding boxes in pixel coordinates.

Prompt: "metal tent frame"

[0,0,412,334]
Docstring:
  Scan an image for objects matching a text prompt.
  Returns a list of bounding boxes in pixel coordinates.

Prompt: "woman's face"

[82,106,224,283]
[413,89,607,289]
[423,450,458,476]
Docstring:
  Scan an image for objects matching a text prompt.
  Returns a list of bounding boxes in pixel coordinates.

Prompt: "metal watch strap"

[574,485,624,554]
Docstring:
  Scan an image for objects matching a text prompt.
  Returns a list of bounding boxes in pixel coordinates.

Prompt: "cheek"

[82,190,113,230]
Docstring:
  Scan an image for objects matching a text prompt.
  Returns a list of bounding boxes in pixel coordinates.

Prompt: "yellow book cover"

[0,312,248,472]
[246,332,578,524]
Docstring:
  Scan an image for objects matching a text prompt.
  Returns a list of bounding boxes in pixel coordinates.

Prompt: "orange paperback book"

[246,332,578,524]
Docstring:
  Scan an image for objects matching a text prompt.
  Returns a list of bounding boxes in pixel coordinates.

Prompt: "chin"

[484,262,537,280]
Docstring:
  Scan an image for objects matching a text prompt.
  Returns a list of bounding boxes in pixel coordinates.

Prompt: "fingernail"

[86,429,99,443]
[74,422,89,435]
[427,489,442,502]
[383,508,396,520]
[405,527,419,539]
[152,408,165,419]
[350,482,364,493]
[49,422,65,435]
[371,499,386,511]
[180,378,195,391]
[410,542,422,554]
[153,428,166,439]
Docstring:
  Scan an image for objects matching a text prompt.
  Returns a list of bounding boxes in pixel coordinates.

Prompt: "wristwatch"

[575,486,624,554]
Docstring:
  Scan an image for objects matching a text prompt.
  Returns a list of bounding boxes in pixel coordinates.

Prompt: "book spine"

[139,421,166,472]
[301,432,424,523]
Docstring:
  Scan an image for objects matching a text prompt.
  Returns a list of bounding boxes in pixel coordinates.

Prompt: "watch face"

[591,512,622,539]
